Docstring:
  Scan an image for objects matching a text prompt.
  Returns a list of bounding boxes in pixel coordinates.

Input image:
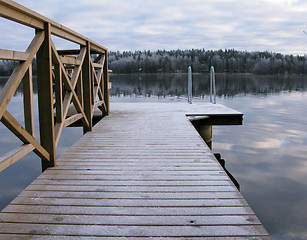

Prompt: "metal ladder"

[210,66,216,104]
[188,66,216,104]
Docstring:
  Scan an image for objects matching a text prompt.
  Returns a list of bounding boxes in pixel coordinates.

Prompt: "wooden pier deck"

[0,102,270,239]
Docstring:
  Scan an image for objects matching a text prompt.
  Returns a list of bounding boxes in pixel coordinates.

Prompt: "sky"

[1,0,307,55]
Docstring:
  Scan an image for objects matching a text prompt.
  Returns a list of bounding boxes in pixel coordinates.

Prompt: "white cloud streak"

[1,0,307,54]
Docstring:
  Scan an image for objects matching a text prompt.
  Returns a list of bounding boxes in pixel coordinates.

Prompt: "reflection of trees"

[1,74,307,98]
[0,60,37,76]
[0,76,38,95]
[109,74,307,98]
[110,74,187,97]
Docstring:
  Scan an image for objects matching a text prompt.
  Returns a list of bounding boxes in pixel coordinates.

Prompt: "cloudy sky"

[2,0,307,55]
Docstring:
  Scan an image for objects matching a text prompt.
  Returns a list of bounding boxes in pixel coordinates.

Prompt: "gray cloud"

[1,0,305,54]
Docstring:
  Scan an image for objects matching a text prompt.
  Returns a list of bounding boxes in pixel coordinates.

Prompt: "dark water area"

[1,73,307,239]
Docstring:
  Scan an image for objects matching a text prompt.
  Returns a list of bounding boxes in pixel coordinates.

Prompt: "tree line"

[109,49,307,74]
[1,49,306,76]
[0,60,37,76]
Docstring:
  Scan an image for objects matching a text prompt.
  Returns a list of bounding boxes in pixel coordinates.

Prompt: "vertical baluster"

[54,62,63,123]
[91,65,95,106]
[77,72,83,109]
[23,64,35,137]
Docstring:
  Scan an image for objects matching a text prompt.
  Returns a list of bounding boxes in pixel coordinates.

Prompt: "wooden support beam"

[96,56,105,96]
[95,64,104,103]
[57,50,81,55]
[0,144,35,173]
[22,65,35,137]
[97,87,104,102]
[91,68,95,106]
[91,62,102,107]
[82,42,93,133]
[97,56,105,108]
[0,0,109,172]
[70,48,86,87]
[54,62,63,124]
[90,43,107,54]
[95,100,107,115]
[51,44,89,145]
[77,73,83,109]
[103,50,109,115]
[0,31,44,120]
[63,113,83,128]
[100,55,106,69]
[94,100,105,108]
[50,26,86,46]
[93,53,104,63]
[36,23,56,171]
[0,49,29,61]
[59,56,81,65]
[0,0,107,52]
[1,110,49,161]
[92,62,103,69]
[0,0,44,29]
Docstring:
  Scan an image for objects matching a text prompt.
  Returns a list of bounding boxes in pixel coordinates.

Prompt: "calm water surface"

[1,74,307,240]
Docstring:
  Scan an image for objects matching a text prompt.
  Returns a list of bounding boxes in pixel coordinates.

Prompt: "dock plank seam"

[0,102,270,239]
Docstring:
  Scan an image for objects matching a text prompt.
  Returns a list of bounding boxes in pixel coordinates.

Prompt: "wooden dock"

[0,2,270,239]
[0,102,270,239]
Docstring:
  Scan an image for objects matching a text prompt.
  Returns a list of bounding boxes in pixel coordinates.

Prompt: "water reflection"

[0,76,83,210]
[109,73,307,98]
[1,74,307,239]
[109,74,307,239]
[213,93,307,240]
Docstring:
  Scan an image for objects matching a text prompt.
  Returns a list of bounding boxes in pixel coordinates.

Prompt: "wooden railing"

[0,0,109,171]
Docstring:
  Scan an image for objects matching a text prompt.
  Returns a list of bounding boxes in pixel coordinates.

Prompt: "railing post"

[82,41,93,133]
[0,1,109,172]
[36,23,56,171]
[103,50,110,115]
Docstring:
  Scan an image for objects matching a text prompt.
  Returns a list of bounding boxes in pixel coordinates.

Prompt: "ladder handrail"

[188,66,192,104]
[210,66,216,104]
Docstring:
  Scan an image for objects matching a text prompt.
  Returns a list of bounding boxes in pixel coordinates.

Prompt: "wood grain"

[0,102,270,238]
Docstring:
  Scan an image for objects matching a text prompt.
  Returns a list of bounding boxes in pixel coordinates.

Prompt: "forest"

[0,49,306,75]
[109,49,307,74]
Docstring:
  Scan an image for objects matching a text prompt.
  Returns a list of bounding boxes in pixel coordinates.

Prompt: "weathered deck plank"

[0,224,268,237]
[0,236,272,240]
[0,102,270,239]
[0,213,262,225]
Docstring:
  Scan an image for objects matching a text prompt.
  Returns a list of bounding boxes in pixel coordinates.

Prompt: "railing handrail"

[0,0,109,172]
[0,0,107,53]
[210,66,216,104]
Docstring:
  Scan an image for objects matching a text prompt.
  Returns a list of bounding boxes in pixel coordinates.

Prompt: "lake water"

[1,73,307,240]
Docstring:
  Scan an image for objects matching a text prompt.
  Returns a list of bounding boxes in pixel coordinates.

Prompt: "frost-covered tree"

[106,49,307,74]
